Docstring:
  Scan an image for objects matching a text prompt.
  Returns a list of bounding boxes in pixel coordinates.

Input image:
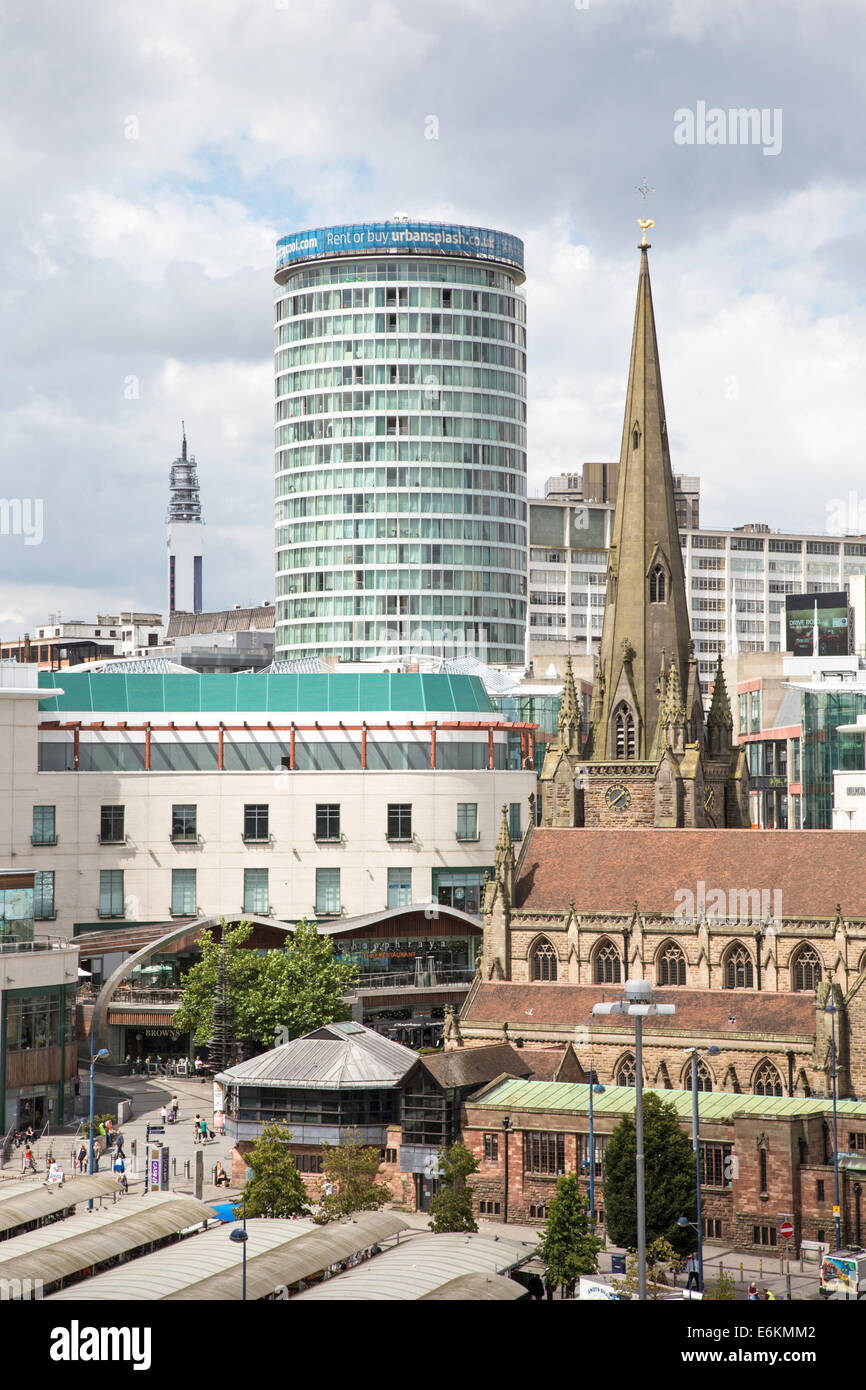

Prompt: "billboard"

[785,591,850,656]
[275,222,524,275]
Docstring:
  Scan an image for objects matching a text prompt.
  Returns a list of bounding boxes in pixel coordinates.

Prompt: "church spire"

[587,231,700,761]
[557,656,583,754]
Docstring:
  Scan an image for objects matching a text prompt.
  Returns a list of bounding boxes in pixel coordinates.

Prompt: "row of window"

[31,801,522,846]
[529,935,827,992]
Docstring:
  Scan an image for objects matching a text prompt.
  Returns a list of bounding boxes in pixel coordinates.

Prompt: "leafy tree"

[536,1174,603,1294]
[316,1127,391,1222]
[612,1237,685,1300]
[237,1121,310,1219]
[428,1142,479,1233]
[174,918,358,1049]
[603,1093,697,1256]
[705,1268,737,1300]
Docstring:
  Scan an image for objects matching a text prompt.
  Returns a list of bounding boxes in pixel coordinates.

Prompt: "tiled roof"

[419,1043,532,1089]
[463,982,816,1038]
[214,1021,417,1090]
[514,826,866,919]
[37,670,497,715]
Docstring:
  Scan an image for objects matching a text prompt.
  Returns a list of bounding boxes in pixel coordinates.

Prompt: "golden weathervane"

[638,218,655,245]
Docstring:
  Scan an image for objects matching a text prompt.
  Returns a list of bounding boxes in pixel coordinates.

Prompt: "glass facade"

[274,229,527,663]
[232,1084,398,1127]
[332,931,477,979]
[802,689,866,827]
[244,868,269,914]
[0,882,34,947]
[171,868,196,916]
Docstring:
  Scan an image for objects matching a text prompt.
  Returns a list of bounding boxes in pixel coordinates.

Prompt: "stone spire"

[587,236,701,760]
[493,803,516,900]
[557,656,583,754]
[706,653,734,757]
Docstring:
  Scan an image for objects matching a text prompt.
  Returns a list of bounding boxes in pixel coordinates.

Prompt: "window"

[613,704,635,759]
[99,869,124,918]
[523,1132,566,1175]
[316,867,340,915]
[616,1054,636,1086]
[100,805,125,843]
[594,939,622,984]
[754,1061,783,1097]
[483,1133,499,1161]
[528,1203,548,1219]
[171,868,196,917]
[508,802,522,840]
[700,1142,733,1187]
[724,943,754,989]
[705,1218,723,1238]
[759,1147,768,1193]
[649,564,666,603]
[817,1179,825,1202]
[34,870,55,919]
[530,939,558,982]
[171,804,197,842]
[315,804,340,840]
[753,1225,777,1247]
[32,806,56,845]
[387,867,411,908]
[687,1059,713,1093]
[296,1154,324,1173]
[244,804,269,841]
[456,803,478,840]
[434,868,488,915]
[849,1132,866,1151]
[792,945,822,992]
[387,804,412,840]
[382,1148,398,1165]
[244,868,269,914]
[479,1200,501,1215]
[658,941,686,986]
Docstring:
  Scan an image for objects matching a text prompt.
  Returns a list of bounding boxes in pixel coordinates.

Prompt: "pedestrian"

[194,1055,203,1077]
[762,1287,776,1301]
[170,1095,179,1122]
[114,1132,124,1158]
[214,1161,229,1189]
[76,1143,87,1172]
[22,1145,37,1174]
[193,1114,202,1144]
[160,1104,167,1126]
[200,1116,208,1145]
[118,1171,129,1195]
[93,1139,101,1171]
[685,1253,700,1292]
[747,1280,759,1300]
[113,1152,125,1177]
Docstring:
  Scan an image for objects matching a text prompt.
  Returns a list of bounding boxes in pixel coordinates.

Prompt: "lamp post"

[87,1047,109,1211]
[502,1115,511,1225]
[587,1069,605,1234]
[229,1192,248,1300]
[825,999,842,1251]
[685,1045,720,1292]
[593,981,676,1301]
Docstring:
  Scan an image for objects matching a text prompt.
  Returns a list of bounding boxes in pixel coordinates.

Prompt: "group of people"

[192,1114,213,1145]
[747,1281,776,1300]
[160,1096,181,1126]
[125,1054,186,1077]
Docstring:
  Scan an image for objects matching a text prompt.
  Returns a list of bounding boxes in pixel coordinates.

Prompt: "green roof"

[37,671,497,717]
[472,1079,866,1123]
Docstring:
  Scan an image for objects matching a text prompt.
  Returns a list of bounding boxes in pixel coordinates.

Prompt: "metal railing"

[350,965,475,991]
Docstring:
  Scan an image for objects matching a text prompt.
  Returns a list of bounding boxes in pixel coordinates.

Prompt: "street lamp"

[825,998,842,1251]
[88,1047,109,1211]
[502,1115,511,1225]
[587,1071,605,1234]
[229,1192,248,1300]
[593,981,676,1301]
[685,1045,720,1291]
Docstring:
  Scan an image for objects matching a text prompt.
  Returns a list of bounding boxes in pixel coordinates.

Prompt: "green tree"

[428,1142,479,1233]
[173,918,358,1049]
[536,1173,603,1294]
[704,1268,737,1300]
[237,1121,310,1219]
[604,1092,697,1257]
[612,1237,685,1300]
[316,1127,391,1222]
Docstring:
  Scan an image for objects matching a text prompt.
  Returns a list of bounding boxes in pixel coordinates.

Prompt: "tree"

[428,1142,479,1233]
[705,1268,737,1300]
[612,1237,685,1300]
[536,1173,603,1294]
[173,918,359,1050]
[316,1127,392,1222]
[237,1121,310,1219]
[603,1092,697,1256]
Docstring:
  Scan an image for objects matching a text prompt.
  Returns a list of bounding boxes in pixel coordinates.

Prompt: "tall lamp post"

[685,1045,720,1291]
[88,1047,109,1211]
[825,999,842,1251]
[593,981,676,1301]
[587,1068,605,1234]
[229,1192,248,1300]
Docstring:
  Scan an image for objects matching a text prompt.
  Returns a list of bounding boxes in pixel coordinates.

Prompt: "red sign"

[780,1221,794,1240]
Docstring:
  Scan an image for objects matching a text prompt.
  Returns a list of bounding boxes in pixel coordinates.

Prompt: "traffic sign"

[780,1220,794,1240]
[833,1205,841,1216]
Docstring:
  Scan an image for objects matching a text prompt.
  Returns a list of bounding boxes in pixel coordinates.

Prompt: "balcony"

[242,833,272,844]
[30,835,58,847]
[170,831,200,845]
[348,965,476,992]
[455,832,480,842]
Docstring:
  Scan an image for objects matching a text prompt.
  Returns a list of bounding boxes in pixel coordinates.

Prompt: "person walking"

[114,1131,125,1158]
[194,1055,203,1078]
[685,1253,700,1292]
[76,1142,87,1172]
[160,1104,167,1126]
[200,1116,208,1145]
[193,1114,202,1145]
[170,1095,180,1123]
[93,1139,101,1172]
[22,1145,37,1174]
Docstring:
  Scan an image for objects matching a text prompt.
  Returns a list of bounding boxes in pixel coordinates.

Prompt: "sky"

[2,0,866,633]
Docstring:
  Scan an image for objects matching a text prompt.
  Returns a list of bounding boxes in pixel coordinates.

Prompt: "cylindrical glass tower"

[273,220,527,664]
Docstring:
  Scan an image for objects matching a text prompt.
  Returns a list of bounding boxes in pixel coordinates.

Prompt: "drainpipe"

[502,1115,511,1224]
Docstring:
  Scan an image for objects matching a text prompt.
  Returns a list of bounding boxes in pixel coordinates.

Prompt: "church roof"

[513,826,866,919]
[419,1043,533,1089]
[463,982,816,1039]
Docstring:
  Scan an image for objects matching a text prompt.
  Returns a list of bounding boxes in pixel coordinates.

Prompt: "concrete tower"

[166,425,203,615]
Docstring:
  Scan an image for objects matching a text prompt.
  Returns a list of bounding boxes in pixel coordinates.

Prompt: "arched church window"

[616,1053,636,1086]
[754,1060,783,1097]
[530,939,558,982]
[614,704,635,760]
[658,941,686,986]
[649,565,666,603]
[632,426,640,451]
[724,942,754,990]
[792,945,822,992]
[594,939,622,984]
[684,1058,713,1092]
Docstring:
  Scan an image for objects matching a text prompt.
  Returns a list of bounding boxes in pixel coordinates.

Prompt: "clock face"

[605,784,631,812]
